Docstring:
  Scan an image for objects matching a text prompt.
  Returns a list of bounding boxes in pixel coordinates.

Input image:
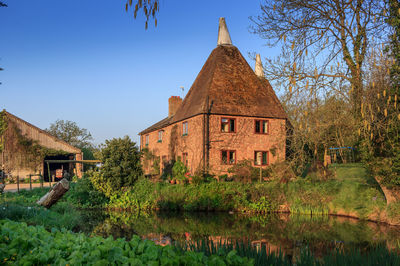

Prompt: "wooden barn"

[0,110,83,181]
[139,18,288,176]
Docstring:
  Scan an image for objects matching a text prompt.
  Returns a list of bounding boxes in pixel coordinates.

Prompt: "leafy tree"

[90,136,142,197]
[46,120,93,149]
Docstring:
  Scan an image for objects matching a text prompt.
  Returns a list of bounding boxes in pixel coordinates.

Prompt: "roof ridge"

[5,111,81,153]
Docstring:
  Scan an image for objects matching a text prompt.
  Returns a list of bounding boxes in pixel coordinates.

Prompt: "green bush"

[172,159,188,181]
[66,176,108,208]
[91,136,143,197]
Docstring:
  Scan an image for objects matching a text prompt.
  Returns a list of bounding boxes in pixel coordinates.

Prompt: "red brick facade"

[139,19,288,176]
[140,114,286,176]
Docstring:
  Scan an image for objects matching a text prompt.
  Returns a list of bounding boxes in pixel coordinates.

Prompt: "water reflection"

[84,211,400,257]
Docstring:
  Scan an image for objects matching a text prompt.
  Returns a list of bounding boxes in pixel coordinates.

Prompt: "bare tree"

[251,0,388,115]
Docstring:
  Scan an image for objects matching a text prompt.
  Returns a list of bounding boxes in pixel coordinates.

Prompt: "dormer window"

[221,118,235,133]
[255,120,269,134]
[158,130,164,142]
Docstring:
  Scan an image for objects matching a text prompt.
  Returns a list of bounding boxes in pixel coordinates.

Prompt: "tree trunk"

[37,178,69,208]
[0,183,5,193]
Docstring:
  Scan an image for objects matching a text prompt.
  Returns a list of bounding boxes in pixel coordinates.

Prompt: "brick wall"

[141,114,286,176]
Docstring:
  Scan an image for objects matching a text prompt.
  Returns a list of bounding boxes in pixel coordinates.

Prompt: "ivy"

[0,110,7,153]
[10,124,69,170]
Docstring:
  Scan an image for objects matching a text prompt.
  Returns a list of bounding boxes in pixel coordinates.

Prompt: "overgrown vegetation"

[2,219,400,266]
[106,164,395,222]
[90,136,142,197]
[0,220,253,265]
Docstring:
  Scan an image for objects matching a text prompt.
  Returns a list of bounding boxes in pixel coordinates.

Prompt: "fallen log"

[37,178,69,208]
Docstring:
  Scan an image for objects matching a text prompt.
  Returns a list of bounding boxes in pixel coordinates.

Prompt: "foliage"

[0,220,253,265]
[228,160,270,183]
[46,119,93,149]
[91,136,142,197]
[65,176,109,208]
[3,124,69,172]
[172,158,188,181]
[125,0,159,29]
[0,187,105,232]
[357,0,400,188]
[0,110,7,153]
[106,164,389,220]
[0,203,83,231]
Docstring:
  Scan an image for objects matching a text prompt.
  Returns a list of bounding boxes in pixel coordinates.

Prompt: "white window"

[254,151,268,166]
[158,130,163,142]
[255,120,269,134]
[221,118,235,133]
[182,122,188,136]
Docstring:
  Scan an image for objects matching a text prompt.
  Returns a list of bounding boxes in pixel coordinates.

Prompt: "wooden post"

[29,174,32,190]
[40,171,43,188]
[17,175,19,193]
[47,162,51,187]
[37,178,70,208]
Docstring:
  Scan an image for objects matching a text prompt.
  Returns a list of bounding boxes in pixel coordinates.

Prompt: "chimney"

[217,17,232,46]
[168,96,182,117]
[255,54,264,78]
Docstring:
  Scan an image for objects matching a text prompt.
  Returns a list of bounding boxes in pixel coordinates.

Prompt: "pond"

[80,210,400,259]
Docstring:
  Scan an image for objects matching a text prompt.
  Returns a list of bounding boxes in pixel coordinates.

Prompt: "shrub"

[91,136,142,197]
[228,160,270,183]
[66,176,108,208]
[172,159,188,182]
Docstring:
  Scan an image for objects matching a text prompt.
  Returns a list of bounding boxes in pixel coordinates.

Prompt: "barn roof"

[139,18,287,135]
[5,111,82,154]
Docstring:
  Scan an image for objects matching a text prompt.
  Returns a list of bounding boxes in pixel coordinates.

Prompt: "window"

[255,120,269,134]
[145,135,149,146]
[182,122,188,136]
[182,152,188,166]
[221,118,235,133]
[158,130,164,142]
[221,150,236,165]
[254,151,268,166]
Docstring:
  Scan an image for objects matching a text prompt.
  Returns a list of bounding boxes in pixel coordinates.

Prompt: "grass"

[106,163,390,222]
[0,186,98,232]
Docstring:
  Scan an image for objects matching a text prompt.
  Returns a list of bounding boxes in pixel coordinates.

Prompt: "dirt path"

[3,183,52,192]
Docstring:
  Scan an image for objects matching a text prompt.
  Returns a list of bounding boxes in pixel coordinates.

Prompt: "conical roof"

[171,45,287,123]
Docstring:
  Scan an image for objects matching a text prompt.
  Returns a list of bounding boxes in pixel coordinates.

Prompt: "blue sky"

[0,0,280,145]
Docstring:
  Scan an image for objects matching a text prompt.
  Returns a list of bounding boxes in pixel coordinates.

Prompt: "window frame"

[221,150,236,165]
[182,121,189,136]
[254,151,269,166]
[254,120,269,134]
[220,117,236,133]
[158,130,164,143]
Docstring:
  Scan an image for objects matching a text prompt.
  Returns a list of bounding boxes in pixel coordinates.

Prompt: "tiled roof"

[139,45,287,135]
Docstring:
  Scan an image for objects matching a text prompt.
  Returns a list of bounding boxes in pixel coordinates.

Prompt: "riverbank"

[106,164,400,225]
[2,164,399,226]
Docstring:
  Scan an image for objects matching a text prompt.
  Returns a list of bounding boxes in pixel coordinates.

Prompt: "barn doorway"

[43,154,74,182]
